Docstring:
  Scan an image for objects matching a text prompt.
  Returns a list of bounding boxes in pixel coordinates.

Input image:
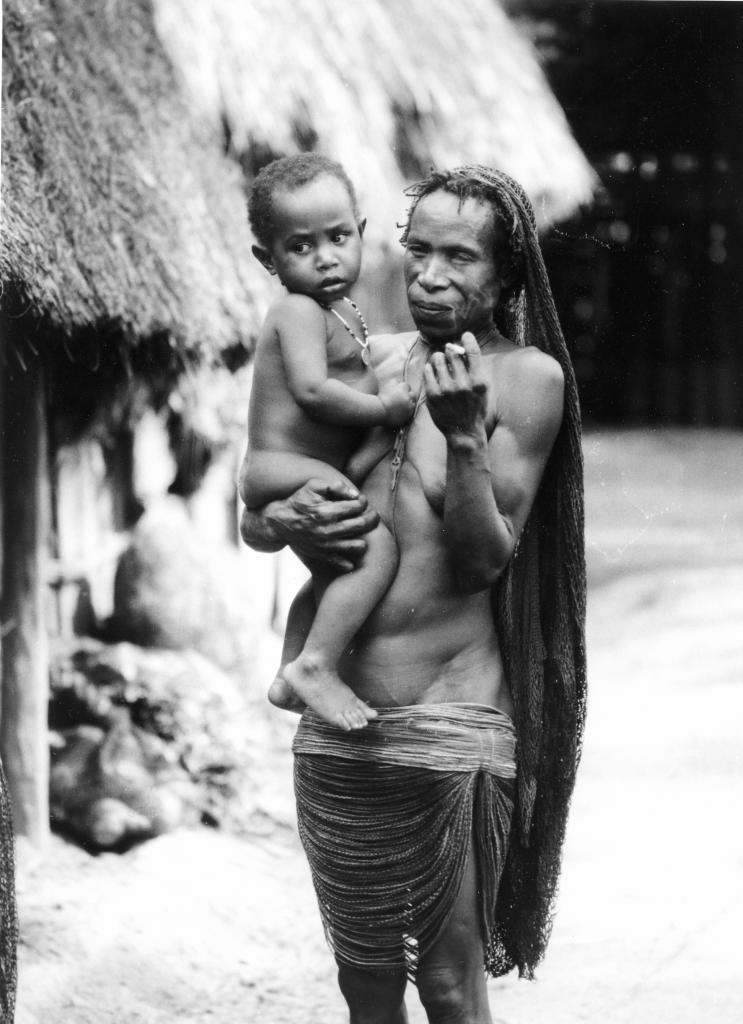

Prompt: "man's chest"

[400,405,447,511]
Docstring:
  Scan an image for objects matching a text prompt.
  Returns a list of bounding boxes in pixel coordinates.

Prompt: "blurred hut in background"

[154,0,596,328]
[507,0,743,427]
[1,0,593,847]
[1,0,265,845]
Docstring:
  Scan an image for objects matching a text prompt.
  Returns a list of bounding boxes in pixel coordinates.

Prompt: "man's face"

[403,190,502,345]
[262,175,363,304]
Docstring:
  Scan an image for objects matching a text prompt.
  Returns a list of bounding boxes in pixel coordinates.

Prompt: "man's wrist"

[240,505,285,553]
[263,499,295,545]
[445,429,487,455]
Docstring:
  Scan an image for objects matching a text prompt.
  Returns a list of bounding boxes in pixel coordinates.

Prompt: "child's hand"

[379,381,416,426]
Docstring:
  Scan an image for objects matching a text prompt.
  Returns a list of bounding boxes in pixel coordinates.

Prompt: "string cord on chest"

[389,336,428,492]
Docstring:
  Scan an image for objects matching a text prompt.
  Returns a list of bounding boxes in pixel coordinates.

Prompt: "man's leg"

[337,964,409,1024]
[415,840,492,1024]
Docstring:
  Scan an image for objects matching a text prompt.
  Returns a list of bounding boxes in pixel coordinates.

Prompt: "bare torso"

[339,332,525,716]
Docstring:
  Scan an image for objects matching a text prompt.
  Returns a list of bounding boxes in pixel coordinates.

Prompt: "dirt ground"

[13,429,743,1024]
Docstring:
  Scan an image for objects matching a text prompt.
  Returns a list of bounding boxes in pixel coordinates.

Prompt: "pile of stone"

[49,639,260,851]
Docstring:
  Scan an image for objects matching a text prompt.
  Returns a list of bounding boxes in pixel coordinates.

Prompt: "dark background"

[511,0,743,426]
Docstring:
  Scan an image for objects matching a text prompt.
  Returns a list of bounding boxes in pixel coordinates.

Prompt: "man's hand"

[241,479,379,573]
[424,332,490,441]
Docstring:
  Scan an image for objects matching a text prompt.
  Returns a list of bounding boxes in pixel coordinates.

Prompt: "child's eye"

[332,232,350,244]
[292,242,312,255]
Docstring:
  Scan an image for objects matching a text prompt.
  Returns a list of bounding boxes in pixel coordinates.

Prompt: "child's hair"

[248,154,360,250]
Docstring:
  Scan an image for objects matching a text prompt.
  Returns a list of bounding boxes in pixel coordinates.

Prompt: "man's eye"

[406,244,427,258]
[452,251,474,264]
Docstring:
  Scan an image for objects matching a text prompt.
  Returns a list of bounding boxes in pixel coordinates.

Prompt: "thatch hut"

[155,0,596,241]
[155,0,595,327]
[1,0,266,844]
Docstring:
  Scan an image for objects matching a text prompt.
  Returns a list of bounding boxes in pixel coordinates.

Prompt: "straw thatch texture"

[378,0,597,225]
[1,0,267,358]
[154,0,595,239]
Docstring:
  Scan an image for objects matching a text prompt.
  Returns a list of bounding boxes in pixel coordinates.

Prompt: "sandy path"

[14,429,743,1024]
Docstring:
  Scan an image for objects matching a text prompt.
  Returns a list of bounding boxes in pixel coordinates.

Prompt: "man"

[240,166,586,1024]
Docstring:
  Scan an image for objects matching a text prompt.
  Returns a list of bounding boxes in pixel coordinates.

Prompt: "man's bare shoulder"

[491,343,563,397]
[490,340,562,377]
[488,343,565,446]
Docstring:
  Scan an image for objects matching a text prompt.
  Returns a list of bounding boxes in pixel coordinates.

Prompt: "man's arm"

[425,333,564,592]
[239,505,284,553]
[239,478,380,573]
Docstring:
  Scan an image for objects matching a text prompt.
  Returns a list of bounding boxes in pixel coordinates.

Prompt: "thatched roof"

[155,0,596,240]
[1,0,594,368]
[1,0,267,359]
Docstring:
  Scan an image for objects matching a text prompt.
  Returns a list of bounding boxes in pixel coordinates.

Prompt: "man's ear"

[357,218,367,239]
[252,244,277,275]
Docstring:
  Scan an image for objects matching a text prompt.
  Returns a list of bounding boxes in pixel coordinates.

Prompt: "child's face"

[261,175,363,303]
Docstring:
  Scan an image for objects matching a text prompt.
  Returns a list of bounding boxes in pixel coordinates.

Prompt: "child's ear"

[357,218,367,239]
[252,244,277,275]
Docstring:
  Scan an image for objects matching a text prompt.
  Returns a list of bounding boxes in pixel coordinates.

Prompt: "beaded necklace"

[322,296,370,365]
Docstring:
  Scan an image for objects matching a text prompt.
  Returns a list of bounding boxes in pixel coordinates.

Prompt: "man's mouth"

[411,301,452,317]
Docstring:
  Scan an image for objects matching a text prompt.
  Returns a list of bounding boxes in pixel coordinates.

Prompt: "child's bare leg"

[244,453,393,729]
[282,521,397,731]
[268,580,314,712]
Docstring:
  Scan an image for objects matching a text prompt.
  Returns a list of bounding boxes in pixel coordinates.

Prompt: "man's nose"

[417,256,447,290]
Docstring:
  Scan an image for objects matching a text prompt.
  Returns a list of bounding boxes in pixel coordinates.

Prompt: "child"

[242,154,414,731]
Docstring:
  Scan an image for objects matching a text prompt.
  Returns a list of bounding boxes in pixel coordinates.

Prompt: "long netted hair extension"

[403,165,588,978]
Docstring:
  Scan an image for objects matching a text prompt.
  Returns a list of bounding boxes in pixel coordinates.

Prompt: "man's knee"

[417,965,464,1018]
[417,962,487,1022]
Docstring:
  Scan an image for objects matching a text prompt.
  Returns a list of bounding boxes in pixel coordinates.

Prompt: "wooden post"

[0,322,4,667]
[0,337,51,847]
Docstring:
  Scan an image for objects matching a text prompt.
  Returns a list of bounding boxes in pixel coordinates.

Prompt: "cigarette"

[447,343,466,356]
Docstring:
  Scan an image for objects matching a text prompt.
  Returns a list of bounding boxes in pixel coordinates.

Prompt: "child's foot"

[282,655,377,731]
[267,673,306,714]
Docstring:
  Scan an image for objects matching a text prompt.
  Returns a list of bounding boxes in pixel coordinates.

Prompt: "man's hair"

[248,154,359,250]
[401,164,587,981]
[401,167,529,307]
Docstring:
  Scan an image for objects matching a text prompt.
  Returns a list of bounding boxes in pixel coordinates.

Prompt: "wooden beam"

[0,340,51,847]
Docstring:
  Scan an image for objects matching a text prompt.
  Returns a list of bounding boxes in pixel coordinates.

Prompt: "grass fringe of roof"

[155,0,596,237]
[1,0,595,364]
[1,0,265,359]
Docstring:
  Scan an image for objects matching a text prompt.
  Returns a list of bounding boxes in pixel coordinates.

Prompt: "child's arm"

[275,295,413,427]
